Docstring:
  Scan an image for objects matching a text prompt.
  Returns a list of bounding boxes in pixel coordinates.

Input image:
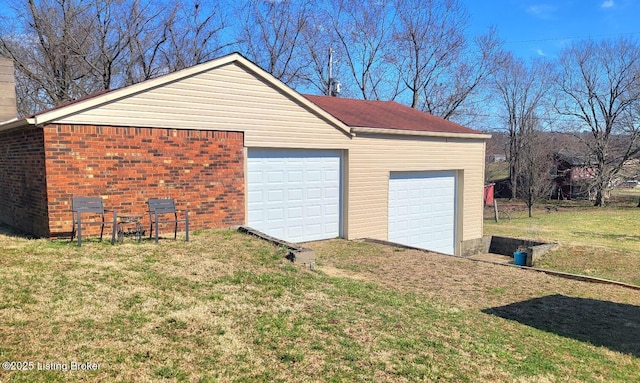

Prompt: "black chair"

[71,197,116,246]
[147,198,189,243]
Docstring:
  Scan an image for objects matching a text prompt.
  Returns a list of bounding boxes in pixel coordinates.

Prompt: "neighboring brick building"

[0,53,489,256]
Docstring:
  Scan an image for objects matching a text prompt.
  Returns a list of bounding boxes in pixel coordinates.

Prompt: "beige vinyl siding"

[347,134,486,247]
[55,63,350,149]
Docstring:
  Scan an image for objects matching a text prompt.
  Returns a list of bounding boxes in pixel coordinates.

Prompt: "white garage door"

[388,171,457,255]
[247,149,341,243]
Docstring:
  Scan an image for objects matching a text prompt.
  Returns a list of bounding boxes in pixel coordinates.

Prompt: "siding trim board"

[352,127,491,140]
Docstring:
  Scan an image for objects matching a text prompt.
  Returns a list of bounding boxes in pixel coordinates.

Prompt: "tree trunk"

[509,162,518,200]
[594,189,604,207]
[528,194,533,217]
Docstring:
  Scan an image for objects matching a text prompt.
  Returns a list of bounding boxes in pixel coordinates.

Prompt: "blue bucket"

[513,251,527,266]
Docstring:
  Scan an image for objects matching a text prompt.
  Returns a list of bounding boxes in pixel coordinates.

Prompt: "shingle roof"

[303,95,481,135]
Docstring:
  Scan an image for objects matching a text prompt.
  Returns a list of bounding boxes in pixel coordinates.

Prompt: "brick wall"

[44,124,245,238]
[0,127,50,237]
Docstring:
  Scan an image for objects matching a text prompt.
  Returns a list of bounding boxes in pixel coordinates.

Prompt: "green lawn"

[0,226,638,382]
[484,201,640,285]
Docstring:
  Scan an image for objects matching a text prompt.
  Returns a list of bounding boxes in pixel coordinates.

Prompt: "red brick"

[0,124,245,238]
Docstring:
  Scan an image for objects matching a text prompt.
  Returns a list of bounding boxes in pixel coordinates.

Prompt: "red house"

[552,152,597,200]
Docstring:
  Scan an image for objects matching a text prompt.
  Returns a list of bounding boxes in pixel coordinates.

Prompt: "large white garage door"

[247,149,341,243]
[388,171,457,255]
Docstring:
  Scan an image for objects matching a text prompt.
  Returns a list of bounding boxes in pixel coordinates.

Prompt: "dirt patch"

[307,239,640,311]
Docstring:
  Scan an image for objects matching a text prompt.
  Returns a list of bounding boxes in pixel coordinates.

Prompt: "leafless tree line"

[2,0,640,207]
[491,38,640,207]
[1,0,231,114]
[0,0,500,122]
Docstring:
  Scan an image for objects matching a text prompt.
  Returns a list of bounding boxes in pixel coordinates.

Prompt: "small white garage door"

[247,149,341,243]
[388,171,457,255]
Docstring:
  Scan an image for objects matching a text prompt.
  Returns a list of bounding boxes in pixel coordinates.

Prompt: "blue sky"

[463,0,640,59]
[3,0,638,62]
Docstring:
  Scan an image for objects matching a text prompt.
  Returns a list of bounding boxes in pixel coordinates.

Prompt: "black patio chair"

[71,197,116,246]
[147,198,189,243]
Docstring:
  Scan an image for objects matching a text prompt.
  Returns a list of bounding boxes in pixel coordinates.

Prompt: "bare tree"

[554,37,640,206]
[325,0,397,100]
[518,116,554,217]
[493,53,551,200]
[235,0,314,87]
[0,0,99,113]
[161,0,234,72]
[0,0,181,115]
[298,4,337,96]
[73,0,127,91]
[121,0,172,85]
[391,0,466,109]
[390,0,500,120]
[300,31,333,95]
[425,29,502,121]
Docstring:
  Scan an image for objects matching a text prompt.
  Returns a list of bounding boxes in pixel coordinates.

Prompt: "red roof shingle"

[304,94,481,135]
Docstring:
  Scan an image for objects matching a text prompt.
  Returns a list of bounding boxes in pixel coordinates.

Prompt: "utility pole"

[328,48,334,96]
[327,48,341,97]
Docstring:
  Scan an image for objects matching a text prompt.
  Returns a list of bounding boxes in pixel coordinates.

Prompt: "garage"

[0,53,487,253]
[247,148,341,243]
[388,171,457,255]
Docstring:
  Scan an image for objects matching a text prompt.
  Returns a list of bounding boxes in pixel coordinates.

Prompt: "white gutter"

[0,117,35,133]
[351,126,491,139]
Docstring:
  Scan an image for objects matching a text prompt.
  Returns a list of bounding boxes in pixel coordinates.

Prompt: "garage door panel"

[267,207,284,220]
[287,206,303,219]
[267,190,283,202]
[288,170,304,182]
[267,170,284,183]
[306,169,322,182]
[325,169,339,181]
[248,149,341,243]
[305,206,320,218]
[389,171,456,255]
[325,187,339,199]
[287,188,303,201]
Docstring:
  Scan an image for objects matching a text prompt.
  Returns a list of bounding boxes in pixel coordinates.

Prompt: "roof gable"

[0,53,350,136]
[1,54,487,140]
[304,95,483,136]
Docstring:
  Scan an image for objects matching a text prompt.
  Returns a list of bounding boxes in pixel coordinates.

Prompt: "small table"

[115,214,144,243]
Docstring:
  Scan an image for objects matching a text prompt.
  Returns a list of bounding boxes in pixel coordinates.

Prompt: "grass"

[0,226,639,382]
[485,161,509,182]
[484,200,640,285]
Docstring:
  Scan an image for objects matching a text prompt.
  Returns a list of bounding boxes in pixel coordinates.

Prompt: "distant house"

[486,153,506,163]
[552,152,597,200]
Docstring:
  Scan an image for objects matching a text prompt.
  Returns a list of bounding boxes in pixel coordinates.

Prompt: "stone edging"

[468,257,640,291]
[237,226,315,269]
[363,238,640,291]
